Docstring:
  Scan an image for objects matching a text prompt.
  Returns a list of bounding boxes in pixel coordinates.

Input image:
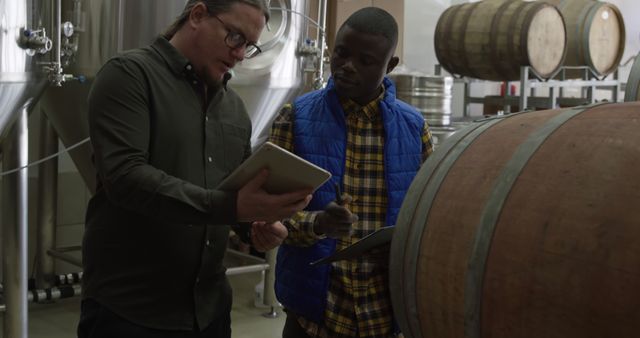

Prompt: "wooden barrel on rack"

[390,102,640,338]
[434,0,567,81]
[625,55,640,102]
[545,0,625,78]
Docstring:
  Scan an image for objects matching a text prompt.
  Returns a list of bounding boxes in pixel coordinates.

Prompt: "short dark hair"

[339,7,398,48]
[164,0,270,39]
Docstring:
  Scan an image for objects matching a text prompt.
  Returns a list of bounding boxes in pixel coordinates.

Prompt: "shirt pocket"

[220,122,250,172]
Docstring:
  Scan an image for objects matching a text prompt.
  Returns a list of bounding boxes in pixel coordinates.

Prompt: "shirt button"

[205,116,209,122]
[196,277,200,284]
[186,64,192,70]
[206,240,211,247]
[208,156,213,163]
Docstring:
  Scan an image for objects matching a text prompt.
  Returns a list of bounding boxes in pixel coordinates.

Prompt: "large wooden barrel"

[625,55,640,102]
[434,0,567,81]
[390,102,640,338]
[546,0,625,78]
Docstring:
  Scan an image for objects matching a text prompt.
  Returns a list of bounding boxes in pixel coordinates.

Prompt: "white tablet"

[217,141,332,194]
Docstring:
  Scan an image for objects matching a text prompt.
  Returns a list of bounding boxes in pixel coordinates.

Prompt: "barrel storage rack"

[455,65,622,117]
[433,0,626,116]
[624,53,640,102]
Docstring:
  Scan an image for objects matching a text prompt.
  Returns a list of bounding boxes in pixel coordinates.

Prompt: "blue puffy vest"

[274,77,424,323]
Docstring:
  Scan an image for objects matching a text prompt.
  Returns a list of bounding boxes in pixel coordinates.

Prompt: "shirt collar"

[151,36,230,91]
[151,36,192,76]
[339,86,385,121]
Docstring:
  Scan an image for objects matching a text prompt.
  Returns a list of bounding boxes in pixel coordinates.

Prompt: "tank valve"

[297,38,318,57]
[18,28,53,55]
[56,74,86,84]
[44,62,85,87]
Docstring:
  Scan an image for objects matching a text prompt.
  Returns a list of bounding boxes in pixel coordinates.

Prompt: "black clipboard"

[310,226,395,266]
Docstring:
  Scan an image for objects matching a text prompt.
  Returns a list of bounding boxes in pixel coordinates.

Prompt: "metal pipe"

[52,272,83,286]
[315,0,324,47]
[519,66,529,111]
[27,284,82,303]
[56,0,62,68]
[0,285,81,308]
[303,0,311,36]
[225,264,270,276]
[2,102,30,338]
[117,0,125,53]
[36,112,59,289]
[47,249,83,268]
[32,272,83,287]
[262,248,278,317]
[54,245,82,253]
[1,272,82,292]
[315,0,328,89]
[72,0,82,28]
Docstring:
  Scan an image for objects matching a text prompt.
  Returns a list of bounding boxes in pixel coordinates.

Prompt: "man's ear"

[386,56,400,74]
[188,2,209,28]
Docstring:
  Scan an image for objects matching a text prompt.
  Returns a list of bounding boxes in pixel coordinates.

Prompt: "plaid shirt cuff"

[283,211,325,247]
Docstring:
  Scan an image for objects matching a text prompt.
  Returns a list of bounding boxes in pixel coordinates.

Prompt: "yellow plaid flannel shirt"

[268,88,433,338]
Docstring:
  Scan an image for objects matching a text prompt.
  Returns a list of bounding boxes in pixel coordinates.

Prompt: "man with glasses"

[78,1,312,337]
[210,14,262,59]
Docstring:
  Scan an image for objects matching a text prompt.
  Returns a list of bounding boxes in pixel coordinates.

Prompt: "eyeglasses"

[211,15,262,59]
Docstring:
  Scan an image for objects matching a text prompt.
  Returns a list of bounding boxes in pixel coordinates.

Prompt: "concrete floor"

[0,272,286,338]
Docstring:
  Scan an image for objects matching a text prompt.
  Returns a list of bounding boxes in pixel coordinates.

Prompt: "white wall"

[607,0,640,92]
[608,0,640,61]
[402,0,449,75]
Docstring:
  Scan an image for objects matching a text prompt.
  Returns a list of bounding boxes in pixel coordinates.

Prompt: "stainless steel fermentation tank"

[40,0,317,192]
[229,0,316,146]
[0,1,49,142]
[40,0,191,193]
[1,1,318,337]
[1,1,55,337]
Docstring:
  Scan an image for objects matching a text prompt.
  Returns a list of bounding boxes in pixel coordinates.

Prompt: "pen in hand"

[335,183,354,207]
[335,183,345,206]
[313,183,356,238]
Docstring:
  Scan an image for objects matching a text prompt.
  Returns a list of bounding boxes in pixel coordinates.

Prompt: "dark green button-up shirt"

[83,36,251,331]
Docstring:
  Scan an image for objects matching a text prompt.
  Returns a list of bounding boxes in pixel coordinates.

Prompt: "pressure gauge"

[62,21,74,37]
